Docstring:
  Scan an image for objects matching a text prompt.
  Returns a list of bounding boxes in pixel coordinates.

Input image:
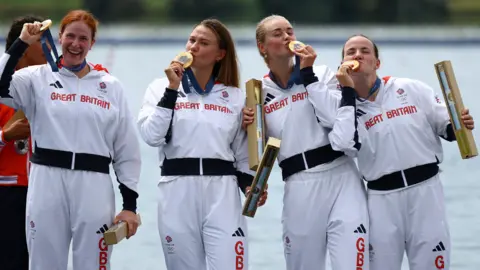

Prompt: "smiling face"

[256,15,296,63]
[185,24,225,69]
[342,35,380,76]
[59,21,95,67]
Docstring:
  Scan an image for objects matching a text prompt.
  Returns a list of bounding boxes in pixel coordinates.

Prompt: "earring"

[264,54,267,60]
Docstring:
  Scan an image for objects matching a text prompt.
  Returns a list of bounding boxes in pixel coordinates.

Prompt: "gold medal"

[174,52,193,68]
[342,60,360,71]
[40,19,52,32]
[288,41,305,52]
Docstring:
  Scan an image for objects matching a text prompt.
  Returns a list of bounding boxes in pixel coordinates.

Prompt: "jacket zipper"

[70,77,80,169]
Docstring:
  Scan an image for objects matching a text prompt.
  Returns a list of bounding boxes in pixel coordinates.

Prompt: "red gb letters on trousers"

[235,241,244,270]
[356,237,365,269]
[98,237,108,269]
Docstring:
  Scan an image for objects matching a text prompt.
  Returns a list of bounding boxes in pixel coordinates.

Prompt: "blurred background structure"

[1,0,480,46]
[0,0,479,26]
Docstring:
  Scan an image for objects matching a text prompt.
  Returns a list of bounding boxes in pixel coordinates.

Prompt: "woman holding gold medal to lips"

[242,15,369,270]
[327,35,475,270]
[137,18,267,270]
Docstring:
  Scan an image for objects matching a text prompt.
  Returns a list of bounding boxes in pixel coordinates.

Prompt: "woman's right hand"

[164,61,185,90]
[19,22,44,45]
[242,107,254,130]
[2,118,30,142]
[336,64,355,89]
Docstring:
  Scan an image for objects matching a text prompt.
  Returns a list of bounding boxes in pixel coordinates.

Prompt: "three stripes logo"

[232,227,245,237]
[433,241,446,269]
[263,93,275,105]
[354,224,367,269]
[96,224,109,234]
[354,224,367,234]
[356,109,367,118]
[49,81,63,89]
[177,91,186,98]
[432,241,446,252]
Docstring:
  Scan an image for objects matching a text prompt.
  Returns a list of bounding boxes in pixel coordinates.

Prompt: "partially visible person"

[328,34,475,270]
[138,18,267,270]
[243,15,369,270]
[0,10,141,270]
[0,14,47,270]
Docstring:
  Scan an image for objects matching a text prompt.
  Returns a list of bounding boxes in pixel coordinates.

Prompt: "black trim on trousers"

[30,143,111,174]
[279,144,345,180]
[366,162,439,191]
[161,157,236,176]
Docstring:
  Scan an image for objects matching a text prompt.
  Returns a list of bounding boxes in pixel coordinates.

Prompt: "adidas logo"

[356,109,367,118]
[96,224,109,234]
[231,227,245,237]
[177,91,186,98]
[432,241,446,252]
[49,81,63,89]
[263,93,275,105]
[354,224,367,234]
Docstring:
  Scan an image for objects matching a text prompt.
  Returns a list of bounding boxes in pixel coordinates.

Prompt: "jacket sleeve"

[414,79,454,141]
[231,97,255,195]
[137,79,177,147]
[0,130,5,153]
[328,86,362,158]
[0,39,35,112]
[301,65,342,128]
[112,80,142,213]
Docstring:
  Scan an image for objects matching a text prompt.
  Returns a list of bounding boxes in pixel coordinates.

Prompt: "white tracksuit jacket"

[0,39,141,211]
[137,77,254,191]
[329,76,453,184]
[262,65,349,179]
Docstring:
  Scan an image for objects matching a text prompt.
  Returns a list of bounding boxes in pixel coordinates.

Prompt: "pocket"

[213,110,238,132]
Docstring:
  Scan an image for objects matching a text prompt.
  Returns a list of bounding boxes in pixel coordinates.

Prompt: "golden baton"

[245,79,266,170]
[104,214,142,245]
[242,137,281,218]
[434,60,477,159]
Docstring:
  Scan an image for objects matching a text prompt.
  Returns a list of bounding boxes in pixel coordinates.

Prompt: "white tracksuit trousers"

[282,158,369,270]
[26,163,116,270]
[368,174,450,270]
[157,175,248,270]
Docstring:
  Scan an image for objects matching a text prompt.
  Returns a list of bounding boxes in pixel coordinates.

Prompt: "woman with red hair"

[0,10,142,270]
